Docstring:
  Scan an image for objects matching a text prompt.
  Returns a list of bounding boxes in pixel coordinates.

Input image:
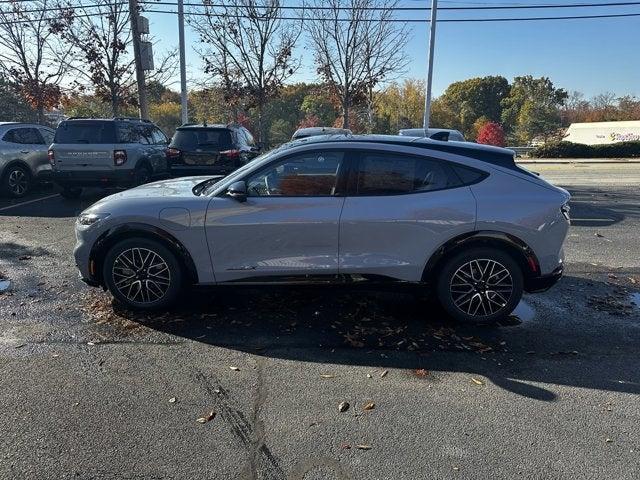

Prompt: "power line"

[139,1,640,11]
[143,8,640,22]
[0,2,126,15]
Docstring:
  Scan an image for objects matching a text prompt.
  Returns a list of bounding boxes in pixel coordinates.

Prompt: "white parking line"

[0,193,60,212]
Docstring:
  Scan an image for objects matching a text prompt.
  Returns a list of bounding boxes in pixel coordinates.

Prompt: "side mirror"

[227,180,247,202]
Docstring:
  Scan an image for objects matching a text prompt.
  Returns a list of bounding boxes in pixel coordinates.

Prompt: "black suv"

[166,123,260,176]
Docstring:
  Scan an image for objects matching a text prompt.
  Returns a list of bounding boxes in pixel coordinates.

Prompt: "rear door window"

[172,128,233,151]
[55,121,116,144]
[3,127,45,144]
[151,127,167,145]
[355,152,461,195]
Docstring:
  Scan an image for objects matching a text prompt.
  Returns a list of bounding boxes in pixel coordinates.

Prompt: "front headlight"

[77,212,111,226]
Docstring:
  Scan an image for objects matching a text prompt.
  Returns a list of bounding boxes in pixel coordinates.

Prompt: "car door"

[339,149,477,282]
[205,149,348,282]
[7,127,47,175]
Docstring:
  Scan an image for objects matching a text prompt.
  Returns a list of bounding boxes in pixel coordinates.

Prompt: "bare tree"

[306,0,409,129]
[0,0,72,123]
[52,0,177,116]
[190,0,301,141]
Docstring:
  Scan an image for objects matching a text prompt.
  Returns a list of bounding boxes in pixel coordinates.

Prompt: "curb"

[517,158,640,164]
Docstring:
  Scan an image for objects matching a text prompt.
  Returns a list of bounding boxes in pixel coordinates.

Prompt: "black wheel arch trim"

[422,230,542,288]
[89,223,198,286]
[2,159,33,178]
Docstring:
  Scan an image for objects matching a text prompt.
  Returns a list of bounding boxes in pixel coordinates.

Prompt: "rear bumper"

[525,265,563,293]
[52,169,135,187]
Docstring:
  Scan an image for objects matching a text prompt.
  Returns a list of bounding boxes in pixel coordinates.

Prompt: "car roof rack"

[113,117,152,123]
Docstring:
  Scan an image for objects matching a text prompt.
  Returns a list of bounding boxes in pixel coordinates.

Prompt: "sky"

[143,0,640,99]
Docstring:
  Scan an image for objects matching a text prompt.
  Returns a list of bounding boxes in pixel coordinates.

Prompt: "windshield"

[202,144,291,196]
[171,128,233,150]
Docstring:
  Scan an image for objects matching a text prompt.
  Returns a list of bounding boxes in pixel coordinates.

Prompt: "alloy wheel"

[449,258,514,317]
[8,169,28,196]
[111,247,171,304]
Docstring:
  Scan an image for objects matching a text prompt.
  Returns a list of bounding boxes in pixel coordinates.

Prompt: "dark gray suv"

[49,118,169,198]
[0,122,55,197]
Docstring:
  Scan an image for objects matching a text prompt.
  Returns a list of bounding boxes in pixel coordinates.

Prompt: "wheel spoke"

[450,258,514,318]
[112,247,171,304]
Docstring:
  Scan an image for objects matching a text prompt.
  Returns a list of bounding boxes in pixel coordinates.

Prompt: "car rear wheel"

[2,165,31,198]
[134,164,152,186]
[103,237,183,310]
[436,247,523,323]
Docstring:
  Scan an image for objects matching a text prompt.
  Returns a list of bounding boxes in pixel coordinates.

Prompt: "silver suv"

[73,135,570,323]
[0,122,55,197]
[49,118,169,198]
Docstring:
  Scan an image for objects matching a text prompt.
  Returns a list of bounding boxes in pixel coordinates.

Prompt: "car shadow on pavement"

[91,274,640,403]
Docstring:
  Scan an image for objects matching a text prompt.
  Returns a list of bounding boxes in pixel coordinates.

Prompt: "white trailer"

[563,121,640,145]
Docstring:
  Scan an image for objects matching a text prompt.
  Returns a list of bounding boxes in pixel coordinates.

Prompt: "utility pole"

[178,0,188,124]
[423,0,438,135]
[129,0,149,119]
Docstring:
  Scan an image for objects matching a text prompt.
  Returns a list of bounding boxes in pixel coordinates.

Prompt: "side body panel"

[204,196,345,282]
[339,186,477,281]
[471,169,570,275]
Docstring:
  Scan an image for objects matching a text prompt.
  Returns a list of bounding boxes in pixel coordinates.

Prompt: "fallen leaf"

[355,444,372,450]
[605,438,613,443]
[453,467,460,471]
[229,366,240,371]
[340,443,351,449]
[471,377,484,386]
[414,369,430,377]
[338,401,350,413]
[196,410,216,424]
[366,374,372,379]
[320,374,335,379]
[380,370,389,378]
[608,274,618,279]
[169,397,176,403]
[18,255,31,261]
[362,402,375,411]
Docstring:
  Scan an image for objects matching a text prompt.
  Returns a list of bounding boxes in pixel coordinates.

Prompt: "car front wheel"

[436,247,523,323]
[103,237,182,310]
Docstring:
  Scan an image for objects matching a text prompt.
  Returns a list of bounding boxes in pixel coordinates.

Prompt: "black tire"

[436,247,523,324]
[2,164,31,198]
[103,237,182,310]
[60,186,82,199]
[134,164,152,186]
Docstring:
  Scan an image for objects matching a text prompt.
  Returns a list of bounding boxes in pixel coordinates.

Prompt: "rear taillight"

[47,149,55,166]
[114,149,127,166]
[220,149,241,159]
[166,147,181,159]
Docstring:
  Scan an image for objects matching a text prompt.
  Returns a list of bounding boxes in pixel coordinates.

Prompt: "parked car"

[49,117,169,199]
[73,135,570,323]
[166,123,260,177]
[0,122,55,197]
[291,127,352,140]
[399,128,466,142]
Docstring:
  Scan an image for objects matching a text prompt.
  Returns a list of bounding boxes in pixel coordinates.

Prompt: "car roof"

[287,134,517,170]
[399,128,462,136]
[60,117,152,124]
[293,127,352,136]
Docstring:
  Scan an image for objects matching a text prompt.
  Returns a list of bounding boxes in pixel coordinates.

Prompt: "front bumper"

[52,169,135,187]
[524,265,563,293]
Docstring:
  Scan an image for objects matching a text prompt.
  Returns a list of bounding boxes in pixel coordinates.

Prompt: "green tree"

[435,76,510,137]
[150,102,181,137]
[301,92,338,127]
[374,79,425,133]
[501,76,568,144]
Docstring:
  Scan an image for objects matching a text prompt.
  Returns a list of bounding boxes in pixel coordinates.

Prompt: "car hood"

[83,176,222,213]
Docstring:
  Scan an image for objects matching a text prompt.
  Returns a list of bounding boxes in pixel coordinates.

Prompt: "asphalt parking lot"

[1,163,639,479]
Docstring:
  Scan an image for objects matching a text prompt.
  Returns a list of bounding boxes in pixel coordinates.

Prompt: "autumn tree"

[375,79,425,133]
[53,0,177,116]
[0,0,72,123]
[190,0,302,142]
[476,122,505,147]
[306,0,409,129]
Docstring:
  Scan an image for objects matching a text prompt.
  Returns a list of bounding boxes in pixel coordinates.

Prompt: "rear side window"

[3,127,44,144]
[171,128,233,151]
[116,123,155,144]
[55,121,116,144]
[355,152,461,195]
[451,164,488,185]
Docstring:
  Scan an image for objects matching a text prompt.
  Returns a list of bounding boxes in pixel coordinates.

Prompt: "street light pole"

[177,0,188,124]
[423,0,438,135]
